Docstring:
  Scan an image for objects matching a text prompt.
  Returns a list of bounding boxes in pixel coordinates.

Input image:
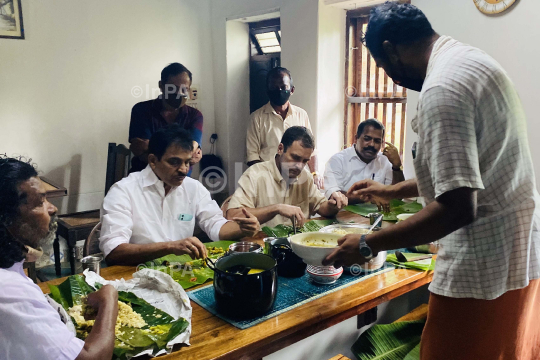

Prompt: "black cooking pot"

[264,237,307,278]
[206,252,278,319]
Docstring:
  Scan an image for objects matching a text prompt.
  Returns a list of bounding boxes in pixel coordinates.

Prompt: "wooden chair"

[54,210,101,276]
[53,143,132,276]
[23,261,37,283]
[84,222,102,257]
[105,143,133,195]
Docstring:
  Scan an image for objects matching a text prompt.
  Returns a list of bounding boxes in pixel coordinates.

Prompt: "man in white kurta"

[100,125,259,266]
[0,157,118,360]
[323,119,404,200]
[100,165,228,257]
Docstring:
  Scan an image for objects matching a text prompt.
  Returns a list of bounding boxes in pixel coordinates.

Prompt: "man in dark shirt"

[129,63,203,173]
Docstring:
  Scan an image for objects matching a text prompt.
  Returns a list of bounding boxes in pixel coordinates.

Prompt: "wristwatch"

[311,171,319,176]
[358,235,373,261]
[392,164,403,171]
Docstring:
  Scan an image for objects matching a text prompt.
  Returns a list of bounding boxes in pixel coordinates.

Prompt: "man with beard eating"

[228,126,347,228]
[0,156,118,360]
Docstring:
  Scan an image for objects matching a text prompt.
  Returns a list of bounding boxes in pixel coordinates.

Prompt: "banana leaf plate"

[48,274,189,360]
[145,240,235,290]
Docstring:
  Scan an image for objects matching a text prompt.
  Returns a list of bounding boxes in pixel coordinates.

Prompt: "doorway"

[249,18,281,113]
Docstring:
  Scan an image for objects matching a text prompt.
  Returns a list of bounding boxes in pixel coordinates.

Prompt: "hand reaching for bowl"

[347,180,391,213]
[322,234,368,269]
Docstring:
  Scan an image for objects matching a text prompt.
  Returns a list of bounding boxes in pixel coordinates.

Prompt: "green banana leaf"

[351,320,426,360]
[146,241,235,290]
[261,219,337,237]
[386,253,436,272]
[49,275,189,360]
[403,343,421,360]
[48,274,94,309]
[344,200,423,222]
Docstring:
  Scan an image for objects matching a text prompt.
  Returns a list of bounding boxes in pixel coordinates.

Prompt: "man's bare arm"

[75,286,118,360]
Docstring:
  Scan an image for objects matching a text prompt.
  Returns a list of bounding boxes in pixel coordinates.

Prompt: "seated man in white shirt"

[0,157,118,360]
[323,119,405,203]
[100,125,260,266]
[227,126,348,228]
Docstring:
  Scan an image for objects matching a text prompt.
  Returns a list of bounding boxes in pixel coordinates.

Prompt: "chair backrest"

[105,143,133,195]
[84,222,102,257]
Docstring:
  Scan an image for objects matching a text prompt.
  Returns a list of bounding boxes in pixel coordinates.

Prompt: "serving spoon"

[367,214,383,234]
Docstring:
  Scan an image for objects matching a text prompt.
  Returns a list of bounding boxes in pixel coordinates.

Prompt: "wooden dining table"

[39,211,433,360]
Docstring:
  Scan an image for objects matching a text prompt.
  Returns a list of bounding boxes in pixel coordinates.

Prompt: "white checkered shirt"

[413,36,540,300]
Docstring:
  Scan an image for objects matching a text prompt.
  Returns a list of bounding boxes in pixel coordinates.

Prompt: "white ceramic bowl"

[360,251,387,271]
[396,213,415,222]
[306,265,343,284]
[289,232,342,266]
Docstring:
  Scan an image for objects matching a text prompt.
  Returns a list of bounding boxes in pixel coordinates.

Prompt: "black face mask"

[164,93,187,109]
[268,89,291,106]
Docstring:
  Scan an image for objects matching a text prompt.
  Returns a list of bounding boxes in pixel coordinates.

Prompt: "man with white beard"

[0,156,118,360]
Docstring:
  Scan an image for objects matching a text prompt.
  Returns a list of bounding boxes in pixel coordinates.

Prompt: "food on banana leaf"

[147,241,234,290]
[68,299,147,338]
[48,275,189,360]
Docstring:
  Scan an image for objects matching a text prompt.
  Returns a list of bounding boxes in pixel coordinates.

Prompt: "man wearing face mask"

[246,67,323,189]
[129,62,203,174]
[323,119,404,206]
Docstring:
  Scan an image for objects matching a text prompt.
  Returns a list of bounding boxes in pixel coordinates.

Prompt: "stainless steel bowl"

[228,241,263,253]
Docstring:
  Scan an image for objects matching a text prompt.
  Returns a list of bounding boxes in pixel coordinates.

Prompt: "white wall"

[317,2,346,170]
[210,0,320,194]
[225,20,251,192]
[0,0,215,213]
[405,0,540,186]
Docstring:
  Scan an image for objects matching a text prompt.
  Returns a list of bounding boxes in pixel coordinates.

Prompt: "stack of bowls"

[288,232,344,284]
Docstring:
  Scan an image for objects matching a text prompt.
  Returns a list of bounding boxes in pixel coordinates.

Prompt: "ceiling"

[324,0,389,10]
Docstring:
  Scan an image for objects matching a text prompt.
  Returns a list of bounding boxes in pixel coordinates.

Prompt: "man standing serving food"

[324,3,540,360]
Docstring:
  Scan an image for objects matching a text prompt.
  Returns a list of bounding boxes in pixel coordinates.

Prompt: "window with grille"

[344,11,407,155]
